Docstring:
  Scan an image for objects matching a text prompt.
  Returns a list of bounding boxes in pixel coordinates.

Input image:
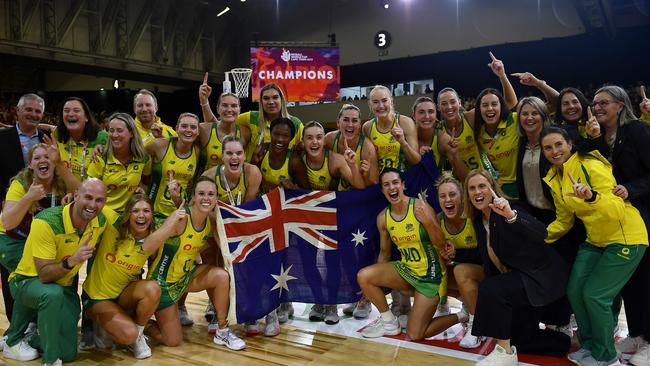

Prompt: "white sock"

[136,325,145,337]
[469,314,474,322]
[380,310,396,323]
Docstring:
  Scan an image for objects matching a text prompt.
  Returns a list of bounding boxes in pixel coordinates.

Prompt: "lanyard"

[221,165,242,205]
[68,140,88,178]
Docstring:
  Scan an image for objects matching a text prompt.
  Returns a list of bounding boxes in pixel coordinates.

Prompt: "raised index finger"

[417,192,426,202]
[641,85,647,100]
[178,198,186,209]
[488,186,499,200]
[343,137,350,151]
[489,51,497,62]
[203,72,208,85]
[587,106,594,120]
[567,171,578,185]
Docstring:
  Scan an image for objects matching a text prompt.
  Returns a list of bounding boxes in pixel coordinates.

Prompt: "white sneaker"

[460,315,484,349]
[264,311,280,337]
[476,344,518,366]
[129,333,152,359]
[578,355,622,366]
[0,335,7,351]
[567,347,592,364]
[398,314,408,332]
[437,302,450,316]
[277,302,294,323]
[309,304,326,321]
[546,323,574,338]
[616,336,646,354]
[3,338,39,361]
[361,317,400,338]
[178,305,194,326]
[631,344,650,366]
[214,328,246,350]
[43,359,62,366]
[324,305,340,325]
[342,303,356,316]
[352,300,372,319]
[207,319,218,334]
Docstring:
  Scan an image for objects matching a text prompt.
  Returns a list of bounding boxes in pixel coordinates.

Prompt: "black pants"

[621,247,650,338]
[473,271,571,357]
[1,263,13,321]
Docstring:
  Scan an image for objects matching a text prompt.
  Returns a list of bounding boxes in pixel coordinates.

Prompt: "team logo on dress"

[65,238,75,244]
[465,236,474,244]
[465,136,473,144]
[405,223,414,232]
[389,136,396,143]
[133,165,139,171]
[279,175,287,182]
[183,244,192,250]
[318,176,326,183]
[188,164,194,172]
[105,252,117,263]
[169,160,176,165]
[618,247,631,260]
[212,146,220,150]
[187,234,194,239]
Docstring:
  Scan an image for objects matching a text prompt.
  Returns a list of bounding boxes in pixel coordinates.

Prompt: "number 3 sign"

[374,30,392,50]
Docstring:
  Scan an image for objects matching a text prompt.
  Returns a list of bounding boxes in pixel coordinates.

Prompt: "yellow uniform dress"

[147,210,211,309]
[237,111,303,161]
[54,129,108,181]
[149,139,198,218]
[87,153,152,213]
[478,112,520,196]
[83,225,152,300]
[260,149,291,191]
[11,204,118,286]
[214,164,247,205]
[368,113,405,172]
[440,113,482,171]
[304,151,339,190]
[386,198,442,298]
[135,116,177,146]
[200,122,242,171]
[438,214,480,301]
[332,132,364,190]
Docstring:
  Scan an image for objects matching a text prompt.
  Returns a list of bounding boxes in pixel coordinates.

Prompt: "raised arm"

[511,71,560,110]
[199,72,218,123]
[488,52,518,110]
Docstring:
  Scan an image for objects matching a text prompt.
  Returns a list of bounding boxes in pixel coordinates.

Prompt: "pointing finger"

[451,127,456,138]
[343,137,350,151]
[488,186,499,200]
[203,72,208,85]
[641,85,647,100]
[587,106,594,120]
[418,193,426,202]
[567,171,578,185]
[178,198,186,209]
[489,51,497,62]
[511,72,522,78]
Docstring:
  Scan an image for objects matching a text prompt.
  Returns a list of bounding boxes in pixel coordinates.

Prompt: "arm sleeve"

[29,219,58,260]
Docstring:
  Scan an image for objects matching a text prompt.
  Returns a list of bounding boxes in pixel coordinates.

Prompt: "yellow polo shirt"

[12,204,118,286]
[87,153,152,212]
[135,116,177,146]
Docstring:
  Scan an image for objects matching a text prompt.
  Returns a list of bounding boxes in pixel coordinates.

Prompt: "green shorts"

[81,291,118,313]
[392,261,440,298]
[156,267,199,310]
[0,234,26,272]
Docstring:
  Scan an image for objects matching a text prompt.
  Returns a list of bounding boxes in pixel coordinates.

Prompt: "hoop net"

[230,68,252,98]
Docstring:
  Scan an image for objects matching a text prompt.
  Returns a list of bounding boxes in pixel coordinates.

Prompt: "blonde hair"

[463,169,508,219]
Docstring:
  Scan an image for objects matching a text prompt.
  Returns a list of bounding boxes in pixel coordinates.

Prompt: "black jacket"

[473,207,568,307]
[610,120,650,225]
[0,126,48,201]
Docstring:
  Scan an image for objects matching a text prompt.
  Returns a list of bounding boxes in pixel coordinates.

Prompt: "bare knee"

[161,333,183,347]
[142,280,161,299]
[357,267,372,287]
[112,324,138,345]
[406,327,424,341]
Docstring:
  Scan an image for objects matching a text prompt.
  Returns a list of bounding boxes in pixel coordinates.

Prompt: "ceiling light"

[217,7,230,17]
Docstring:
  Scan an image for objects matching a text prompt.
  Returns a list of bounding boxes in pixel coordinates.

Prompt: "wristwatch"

[62,258,73,270]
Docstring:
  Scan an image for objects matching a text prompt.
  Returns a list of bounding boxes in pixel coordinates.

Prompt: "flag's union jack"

[220,188,338,263]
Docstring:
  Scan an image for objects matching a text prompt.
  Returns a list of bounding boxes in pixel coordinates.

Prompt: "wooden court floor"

[0,290,475,366]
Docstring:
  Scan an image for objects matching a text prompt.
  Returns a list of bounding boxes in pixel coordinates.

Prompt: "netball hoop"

[224,68,252,98]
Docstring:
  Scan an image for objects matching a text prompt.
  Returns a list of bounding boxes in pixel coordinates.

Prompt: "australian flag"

[216,153,440,324]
